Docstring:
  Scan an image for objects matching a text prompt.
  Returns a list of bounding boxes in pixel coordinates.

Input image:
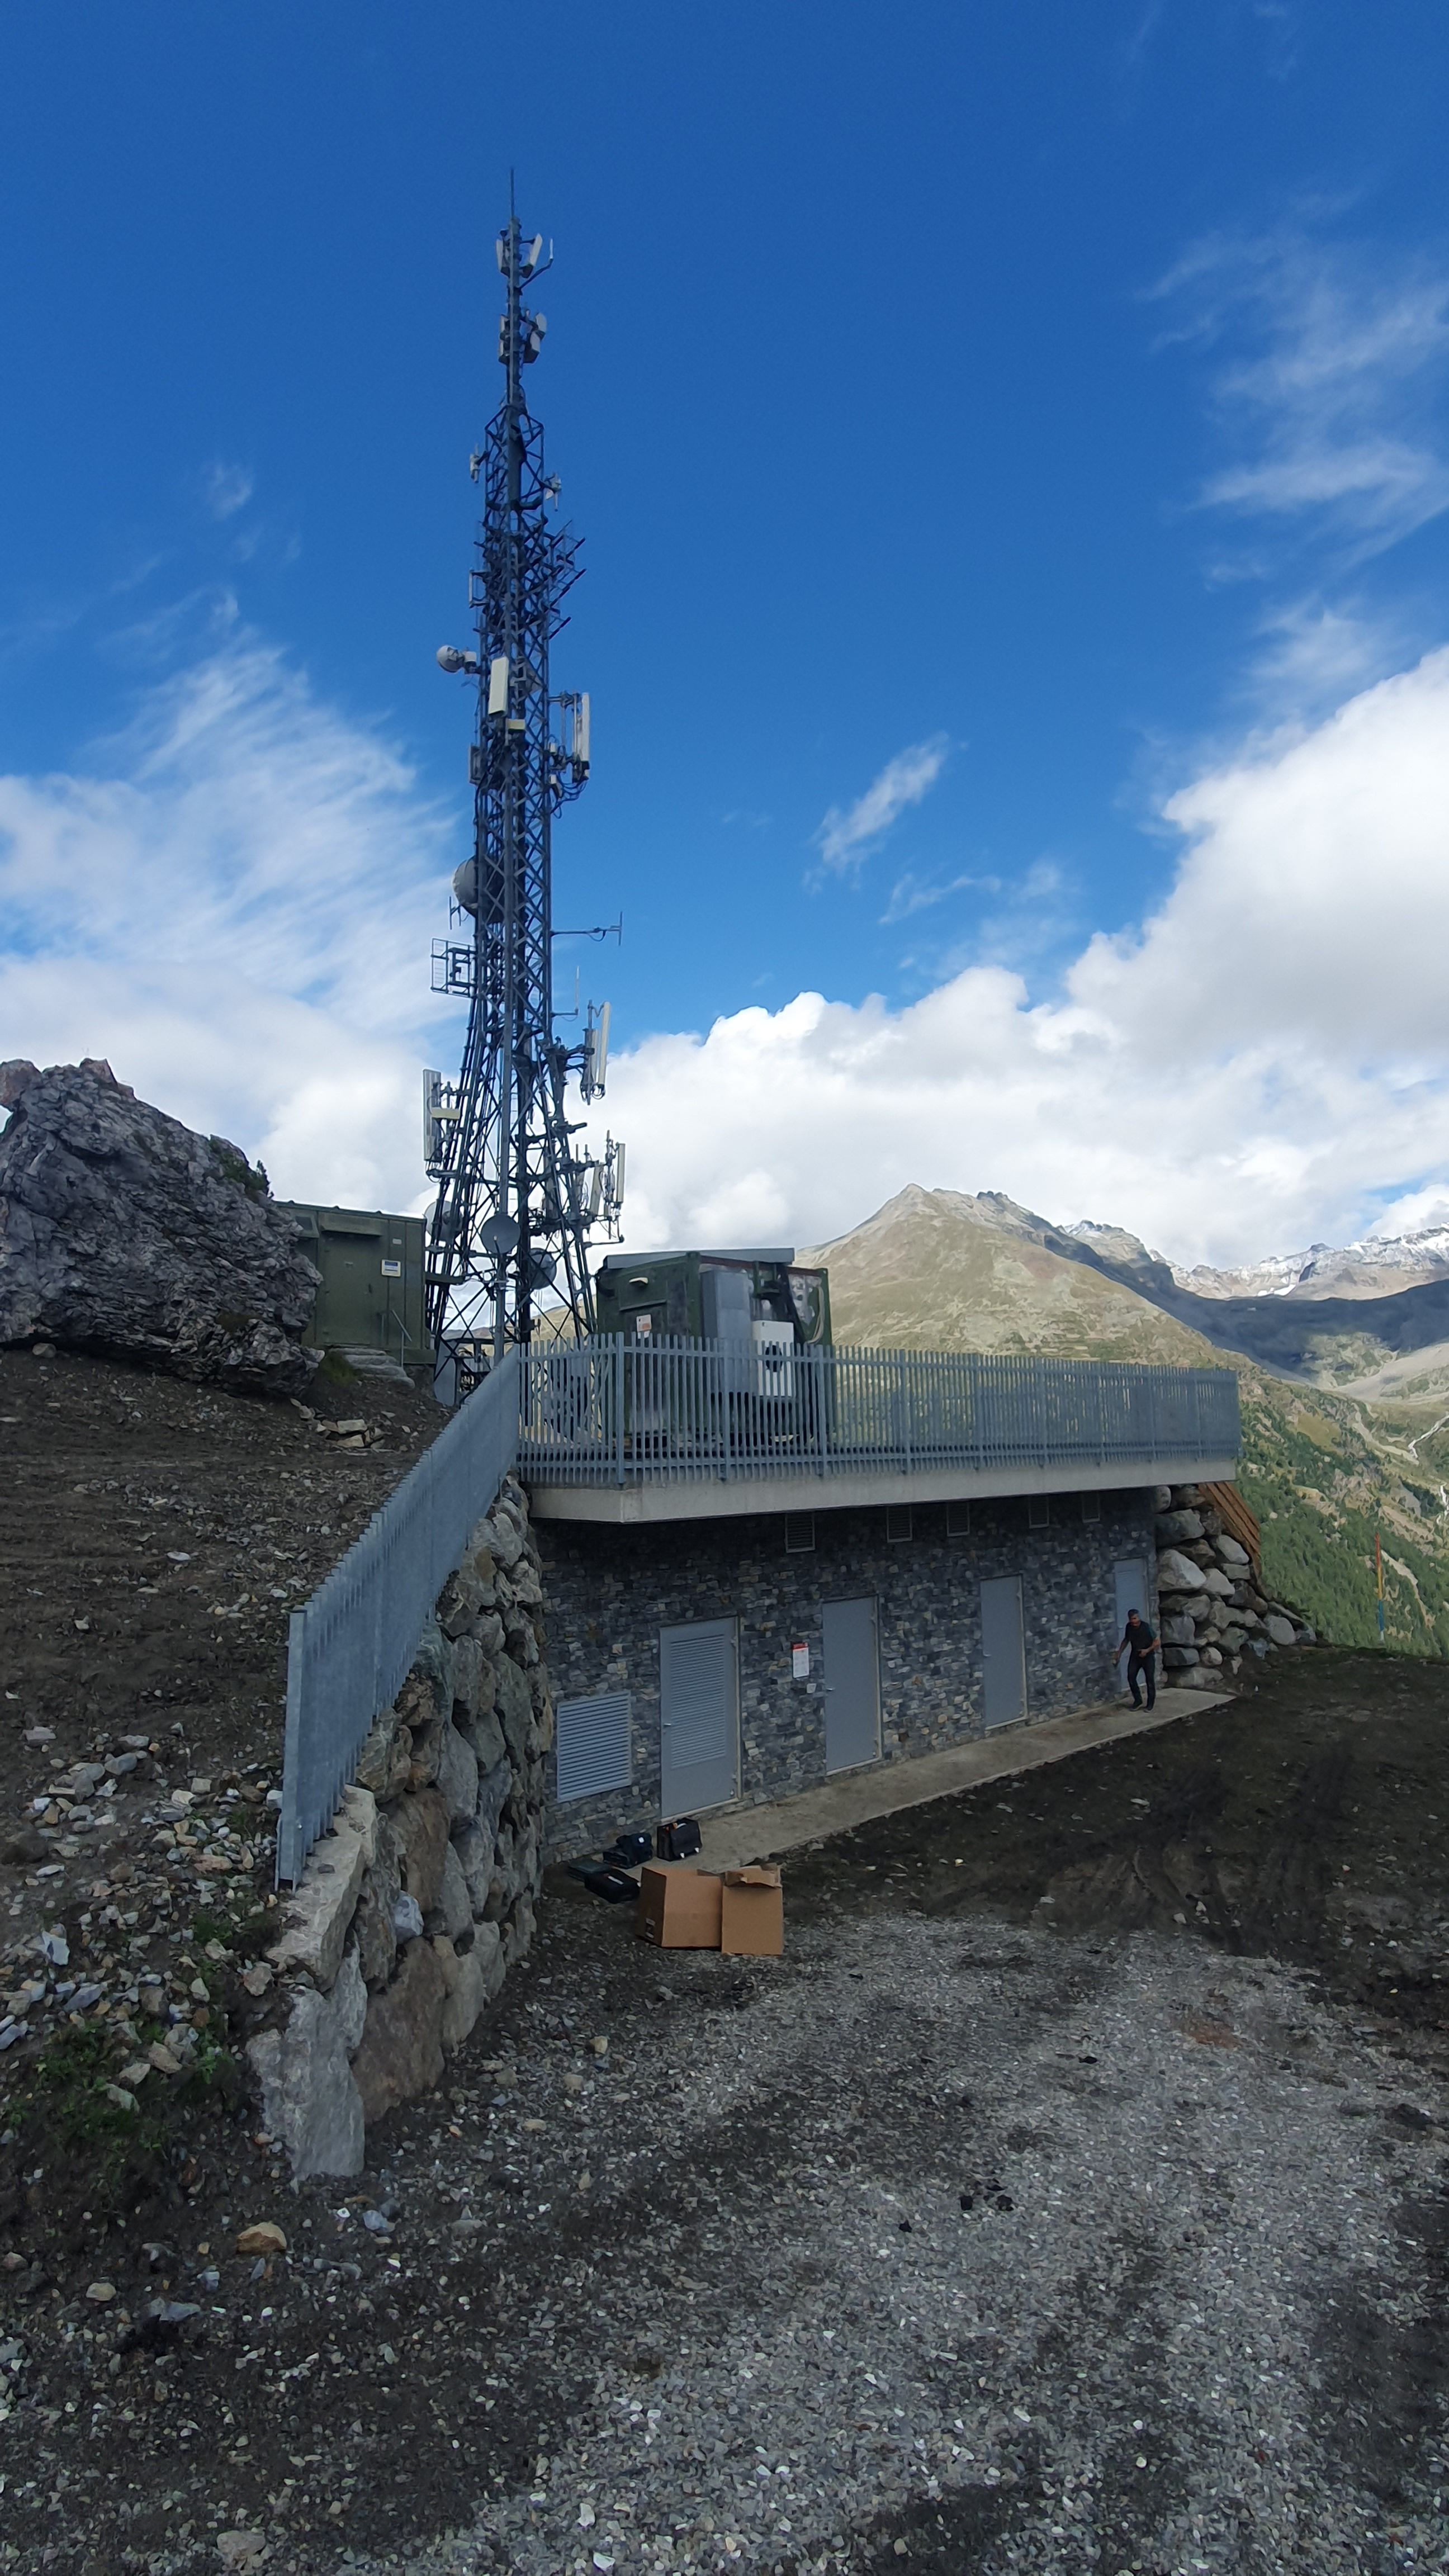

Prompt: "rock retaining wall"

[1153,1481,1314,1683]
[248,1472,552,2176]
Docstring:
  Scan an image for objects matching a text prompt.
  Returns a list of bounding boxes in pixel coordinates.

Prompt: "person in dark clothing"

[1115,1607,1157,1709]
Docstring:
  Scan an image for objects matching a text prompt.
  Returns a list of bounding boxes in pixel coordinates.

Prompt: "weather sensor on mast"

[424,203,623,1377]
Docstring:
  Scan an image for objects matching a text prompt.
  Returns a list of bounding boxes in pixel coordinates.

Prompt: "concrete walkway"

[697,1685,1233,1873]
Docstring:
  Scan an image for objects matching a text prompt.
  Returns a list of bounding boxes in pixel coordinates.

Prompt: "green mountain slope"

[803,1186,1449,1659]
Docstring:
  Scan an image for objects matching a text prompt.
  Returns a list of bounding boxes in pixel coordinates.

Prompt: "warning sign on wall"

[790,1640,810,1679]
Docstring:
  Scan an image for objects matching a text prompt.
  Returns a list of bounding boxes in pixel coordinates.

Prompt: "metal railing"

[518,1336,1240,1486]
[276,1348,520,1884]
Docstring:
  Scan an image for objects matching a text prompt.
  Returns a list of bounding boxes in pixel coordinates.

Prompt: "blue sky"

[4,3,1449,1264]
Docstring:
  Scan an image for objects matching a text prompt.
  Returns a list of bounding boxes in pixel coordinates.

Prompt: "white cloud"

[879,869,992,925]
[205,461,255,521]
[0,629,458,1210]
[596,648,1449,1269]
[813,735,949,878]
[7,629,1449,1278]
[1153,226,1449,561]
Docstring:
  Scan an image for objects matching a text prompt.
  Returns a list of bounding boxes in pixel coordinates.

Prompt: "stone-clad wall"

[248,1474,552,2176]
[538,1488,1159,1858]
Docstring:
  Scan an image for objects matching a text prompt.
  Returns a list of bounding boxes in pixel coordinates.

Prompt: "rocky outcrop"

[249,1476,551,2175]
[1154,1483,1315,1686]
[0,1058,319,1394]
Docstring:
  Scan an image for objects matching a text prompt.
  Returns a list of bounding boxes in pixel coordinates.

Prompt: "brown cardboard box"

[636,1863,723,1949]
[719,1864,784,1958]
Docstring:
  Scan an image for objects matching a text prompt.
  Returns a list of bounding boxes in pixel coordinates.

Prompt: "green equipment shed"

[278,1202,427,1374]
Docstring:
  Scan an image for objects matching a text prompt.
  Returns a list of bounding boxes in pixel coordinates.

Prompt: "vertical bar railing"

[276,1347,521,1885]
[515,1338,1240,1490]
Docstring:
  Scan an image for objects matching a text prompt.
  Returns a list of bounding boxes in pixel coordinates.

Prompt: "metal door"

[979,1576,1027,1730]
[1114,1560,1150,1693]
[659,1618,738,1814]
[822,1597,880,1774]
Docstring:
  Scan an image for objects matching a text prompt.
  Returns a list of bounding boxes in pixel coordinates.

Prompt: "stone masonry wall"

[247,1472,552,2177]
[1155,1481,1315,1682]
[538,1486,1159,1859]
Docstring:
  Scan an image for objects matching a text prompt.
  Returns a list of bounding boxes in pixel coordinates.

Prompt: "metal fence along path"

[519,1336,1240,1486]
[276,1349,520,1885]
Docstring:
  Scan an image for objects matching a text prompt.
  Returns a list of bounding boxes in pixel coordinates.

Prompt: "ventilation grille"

[555,1691,633,1804]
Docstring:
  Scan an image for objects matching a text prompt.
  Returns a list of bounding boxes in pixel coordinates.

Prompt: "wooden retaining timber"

[1202,1478,1262,1579]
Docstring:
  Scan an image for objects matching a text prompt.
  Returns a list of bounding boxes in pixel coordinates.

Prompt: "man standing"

[1115,1607,1157,1710]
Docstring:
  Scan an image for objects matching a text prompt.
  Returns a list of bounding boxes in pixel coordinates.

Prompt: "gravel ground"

[368,1901,1447,2576]
[3,1495,1446,2576]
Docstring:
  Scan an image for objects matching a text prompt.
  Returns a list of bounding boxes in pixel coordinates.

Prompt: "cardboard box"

[720,1864,784,1958]
[636,1863,723,1950]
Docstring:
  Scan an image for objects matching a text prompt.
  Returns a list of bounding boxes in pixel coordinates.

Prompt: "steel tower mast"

[424,206,622,1371]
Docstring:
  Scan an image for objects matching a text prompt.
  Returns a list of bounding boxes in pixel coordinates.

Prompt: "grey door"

[659,1618,738,1814]
[980,1576,1027,1730]
[1114,1559,1150,1694]
[822,1596,880,1774]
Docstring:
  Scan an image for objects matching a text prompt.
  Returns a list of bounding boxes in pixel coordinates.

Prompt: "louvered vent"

[555,1690,633,1803]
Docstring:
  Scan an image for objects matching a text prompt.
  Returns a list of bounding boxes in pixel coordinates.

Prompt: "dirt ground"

[2,1407,1446,2576]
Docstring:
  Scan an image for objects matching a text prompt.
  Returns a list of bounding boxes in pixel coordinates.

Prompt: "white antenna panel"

[594,1000,610,1091]
[587,1166,603,1219]
[612,1141,626,1205]
[575,691,591,771]
[487,655,510,717]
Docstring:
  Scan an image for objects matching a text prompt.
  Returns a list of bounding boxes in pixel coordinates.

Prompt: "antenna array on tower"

[424,207,624,1376]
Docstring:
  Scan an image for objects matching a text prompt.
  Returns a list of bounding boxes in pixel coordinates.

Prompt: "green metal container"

[594,1246,831,1348]
[278,1202,428,1371]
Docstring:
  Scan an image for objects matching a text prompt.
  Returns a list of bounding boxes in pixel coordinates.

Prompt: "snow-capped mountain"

[1172,1228,1449,1303]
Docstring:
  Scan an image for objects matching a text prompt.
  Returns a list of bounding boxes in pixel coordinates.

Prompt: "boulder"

[494,1655,534,1763]
[433,1936,489,2051]
[1155,1509,1204,1545]
[430,1840,472,1942]
[458,1702,506,1773]
[1157,1548,1206,1594]
[269,1786,376,1989]
[1160,1613,1196,1647]
[392,1788,451,1914]
[482,1507,526,1572]
[353,1811,400,1988]
[452,1819,494,1915]
[434,1721,479,1826]
[350,1939,447,2123]
[406,1717,442,1789]
[1201,1567,1235,1599]
[0,1058,319,1392]
[1263,1613,1298,1648]
[503,1893,537,1966]
[449,1635,486,1722]
[331,1943,368,2055]
[475,1756,512,1846]
[472,1918,505,2001]
[1162,1645,1200,1669]
[354,1708,412,1801]
[247,1983,365,2180]
[1214,1535,1251,1569]
[399,1618,453,1727]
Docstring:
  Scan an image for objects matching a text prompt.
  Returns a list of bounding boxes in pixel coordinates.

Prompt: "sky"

[4,2,1449,1269]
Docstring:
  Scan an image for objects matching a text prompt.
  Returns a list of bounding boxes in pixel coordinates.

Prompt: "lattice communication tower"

[424,207,623,1369]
